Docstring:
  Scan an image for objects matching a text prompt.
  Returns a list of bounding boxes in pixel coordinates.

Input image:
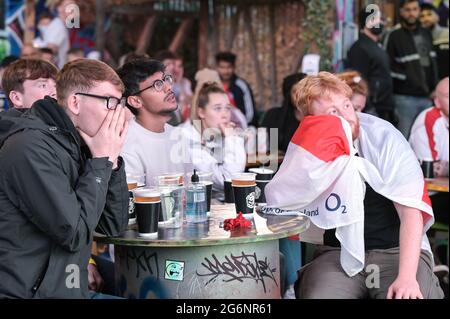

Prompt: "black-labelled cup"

[248,167,274,204]
[127,179,138,225]
[421,160,435,179]
[232,173,257,217]
[133,188,161,238]
[224,179,234,203]
[126,174,146,226]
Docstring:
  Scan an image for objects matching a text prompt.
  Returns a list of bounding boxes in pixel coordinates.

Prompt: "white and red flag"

[263,113,434,276]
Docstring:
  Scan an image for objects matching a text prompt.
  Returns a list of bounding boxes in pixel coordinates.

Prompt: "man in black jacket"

[385,0,439,138]
[347,7,397,126]
[0,59,129,298]
[215,52,257,126]
[420,2,449,80]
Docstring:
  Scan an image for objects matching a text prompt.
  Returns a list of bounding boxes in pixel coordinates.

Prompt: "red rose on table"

[223,212,252,231]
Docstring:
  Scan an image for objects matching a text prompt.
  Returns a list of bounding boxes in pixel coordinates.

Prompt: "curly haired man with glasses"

[117,58,193,187]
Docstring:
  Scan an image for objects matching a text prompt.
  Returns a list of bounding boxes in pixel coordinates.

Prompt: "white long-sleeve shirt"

[181,121,246,192]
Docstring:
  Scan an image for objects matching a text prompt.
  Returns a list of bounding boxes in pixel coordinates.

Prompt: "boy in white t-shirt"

[117,58,193,186]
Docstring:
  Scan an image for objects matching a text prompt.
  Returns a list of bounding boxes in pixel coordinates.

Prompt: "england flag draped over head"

[263,113,434,277]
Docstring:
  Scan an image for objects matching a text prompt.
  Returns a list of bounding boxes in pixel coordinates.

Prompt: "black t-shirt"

[324,183,400,250]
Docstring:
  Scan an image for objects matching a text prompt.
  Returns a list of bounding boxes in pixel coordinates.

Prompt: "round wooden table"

[95,204,309,299]
[426,177,449,193]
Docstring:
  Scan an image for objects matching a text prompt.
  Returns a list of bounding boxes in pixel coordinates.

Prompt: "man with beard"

[347,7,397,125]
[420,2,449,80]
[118,58,193,186]
[385,0,439,138]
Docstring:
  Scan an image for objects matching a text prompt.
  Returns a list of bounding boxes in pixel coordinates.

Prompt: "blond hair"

[190,68,223,121]
[291,71,352,119]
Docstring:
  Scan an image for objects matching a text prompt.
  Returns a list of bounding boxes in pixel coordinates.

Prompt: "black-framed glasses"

[132,74,174,95]
[75,92,126,110]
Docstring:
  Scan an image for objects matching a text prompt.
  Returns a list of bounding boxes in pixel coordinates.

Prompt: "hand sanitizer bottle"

[186,170,207,223]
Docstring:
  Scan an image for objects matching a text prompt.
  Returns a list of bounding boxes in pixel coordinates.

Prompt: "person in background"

[409,77,448,225]
[118,52,150,68]
[1,59,57,110]
[215,51,257,126]
[409,76,449,273]
[409,77,449,177]
[0,56,19,112]
[347,7,397,125]
[336,70,369,113]
[20,44,41,60]
[67,47,85,63]
[181,82,246,197]
[261,73,306,153]
[39,47,57,66]
[192,68,247,130]
[34,6,70,69]
[173,56,193,122]
[385,0,439,138]
[420,2,449,79]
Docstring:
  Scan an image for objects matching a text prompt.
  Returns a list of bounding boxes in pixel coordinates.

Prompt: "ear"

[434,96,441,110]
[197,107,206,119]
[127,96,143,111]
[9,91,24,108]
[66,94,81,115]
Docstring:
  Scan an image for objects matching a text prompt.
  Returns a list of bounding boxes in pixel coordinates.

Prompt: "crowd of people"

[0,0,448,299]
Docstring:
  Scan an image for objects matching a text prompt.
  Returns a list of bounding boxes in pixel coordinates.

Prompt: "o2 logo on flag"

[325,193,347,214]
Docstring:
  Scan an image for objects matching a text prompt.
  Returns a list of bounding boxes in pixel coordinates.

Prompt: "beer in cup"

[224,179,234,203]
[232,173,257,218]
[248,167,274,204]
[420,160,435,179]
[127,178,138,225]
[133,188,161,238]
[126,174,146,225]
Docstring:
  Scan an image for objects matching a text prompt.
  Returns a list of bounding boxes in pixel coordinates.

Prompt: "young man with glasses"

[117,58,193,187]
[0,59,129,298]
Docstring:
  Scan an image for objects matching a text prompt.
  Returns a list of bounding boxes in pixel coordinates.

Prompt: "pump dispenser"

[186,170,207,223]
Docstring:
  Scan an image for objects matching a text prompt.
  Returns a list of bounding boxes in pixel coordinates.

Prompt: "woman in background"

[182,82,246,197]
